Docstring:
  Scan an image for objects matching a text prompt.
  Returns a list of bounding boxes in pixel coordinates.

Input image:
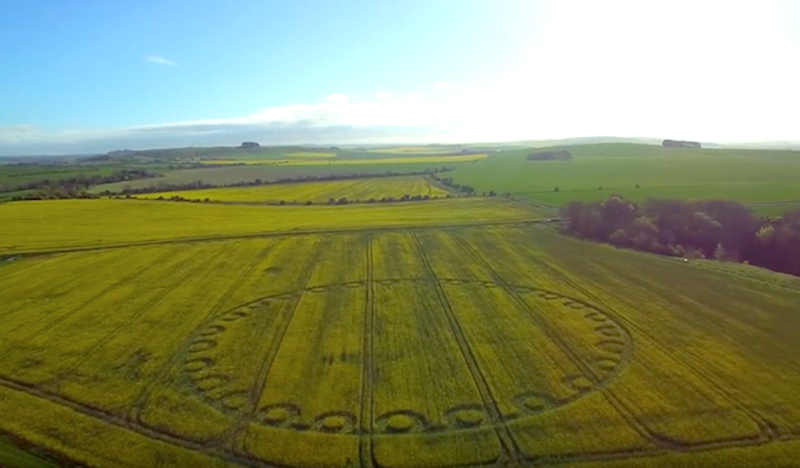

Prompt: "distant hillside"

[663,139,701,148]
[526,150,573,161]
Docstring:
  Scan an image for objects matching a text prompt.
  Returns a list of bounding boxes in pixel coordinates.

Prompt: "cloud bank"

[3,76,800,156]
[0,93,493,155]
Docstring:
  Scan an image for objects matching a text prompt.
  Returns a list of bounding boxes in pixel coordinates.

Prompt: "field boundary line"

[512,239,775,446]
[575,257,780,442]
[131,239,282,426]
[410,233,519,464]
[0,255,72,292]
[450,232,673,454]
[358,235,375,468]
[551,250,779,442]
[0,219,545,259]
[238,235,328,431]
[0,374,270,468]
[0,251,130,323]
[59,244,220,379]
[0,372,796,468]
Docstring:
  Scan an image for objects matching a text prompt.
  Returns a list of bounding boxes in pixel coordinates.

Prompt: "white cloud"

[324,93,349,103]
[374,92,396,99]
[433,82,454,89]
[145,55,178,66]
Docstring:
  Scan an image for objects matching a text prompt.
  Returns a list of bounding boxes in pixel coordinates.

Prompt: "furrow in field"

[52,244,233,415]
[483,228,767,448]
[131,238,283,442]
[371,232,427,282]
[355,232,503,468]
[0,252,102,298]
[0,243,210,387]
[392,234,506,464]
[239,235,363,468]
[539,239,800,440]
[359,235,375,468]
[164,235,318,422]
[420,231,584,415]
[50,241,263,428]
[0,247,168,364]
[0,253,124,324]
[429,230,655,459]
[453,229,659,457]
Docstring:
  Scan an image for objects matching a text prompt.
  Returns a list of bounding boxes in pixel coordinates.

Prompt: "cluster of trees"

[7,170,158,201]
[562,196,800,276]
[430,174,475,195]
[105,180,215,196]
[115,168,455,196]
[662,139,701,148]
[142,193,440,206]
[3,169,157,193]
[330,194,435,204]
[10,189,100,201]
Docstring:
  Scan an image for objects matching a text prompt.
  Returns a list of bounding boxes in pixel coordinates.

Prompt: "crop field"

[449,144,800,214]
[364,146,459,154]
[0,221,799,468]
[283,152,337,158]
[199,154,488,166]
[0,198,537,255]
[90,161,474,194]
[0,163,165,194]
[134,176,448,203]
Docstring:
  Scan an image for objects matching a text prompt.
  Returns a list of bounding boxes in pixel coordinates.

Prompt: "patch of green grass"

[450,144,800,214]
[0,162,173,194]
[0,433,62,468]
[135,176,448,203]
[90,162,471,193]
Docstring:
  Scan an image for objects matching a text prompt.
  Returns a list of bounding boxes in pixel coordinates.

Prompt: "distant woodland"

[662,139,701,148]
[6,170,158,200]
[562,196,800,276]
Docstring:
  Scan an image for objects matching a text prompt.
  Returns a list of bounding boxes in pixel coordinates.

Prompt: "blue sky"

[1,0,799,154]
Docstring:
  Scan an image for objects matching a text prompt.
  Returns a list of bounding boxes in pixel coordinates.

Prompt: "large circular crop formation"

[131,276,632,467]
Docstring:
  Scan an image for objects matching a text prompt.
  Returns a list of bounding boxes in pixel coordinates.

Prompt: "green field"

[135,176,448,203]
[0,163,155,193]
[199,153,487,166]
[449,144,800,214]
[90,161,473,194]
[0,199,799,467]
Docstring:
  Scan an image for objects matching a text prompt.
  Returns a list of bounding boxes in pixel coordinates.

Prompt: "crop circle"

[184,278,632,437]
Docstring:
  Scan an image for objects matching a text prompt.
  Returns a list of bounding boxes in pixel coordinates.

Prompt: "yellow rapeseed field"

[0,206,799,467]
[136,176,448,203]
[0,198,538,254]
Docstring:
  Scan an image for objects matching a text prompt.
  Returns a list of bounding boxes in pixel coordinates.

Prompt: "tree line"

[430,173,476,195]
[7,170,158,200]
[562,195,800,277]
[143,193,444,206]
[113,167,456,196]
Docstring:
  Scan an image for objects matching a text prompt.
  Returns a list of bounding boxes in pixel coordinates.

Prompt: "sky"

[1,0,799,155]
